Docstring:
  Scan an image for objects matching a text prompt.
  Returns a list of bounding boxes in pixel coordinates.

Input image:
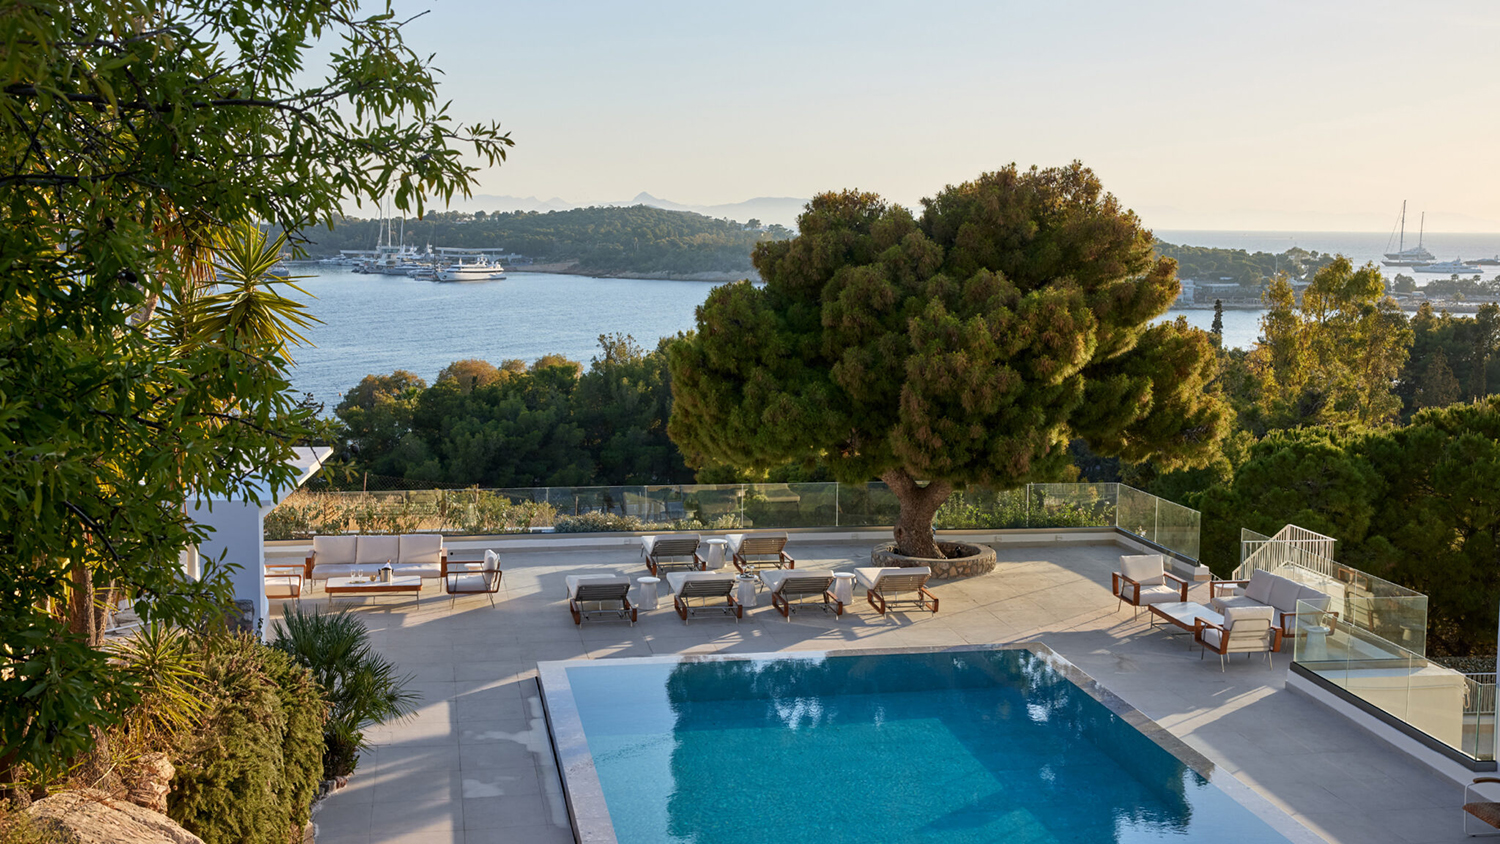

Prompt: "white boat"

[1382,202,1435,266]
[436,258,506,282]
[1414,259,1482,274]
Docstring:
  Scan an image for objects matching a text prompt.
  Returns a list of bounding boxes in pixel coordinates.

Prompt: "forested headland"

[306,205,793,279]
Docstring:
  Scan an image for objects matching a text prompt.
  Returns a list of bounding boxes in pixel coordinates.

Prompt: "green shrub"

[168,635,325,844]
[270,608,418,779]
[553,511,644,532]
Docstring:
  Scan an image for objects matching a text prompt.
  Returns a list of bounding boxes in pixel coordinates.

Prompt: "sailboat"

[1382,201,1435,266]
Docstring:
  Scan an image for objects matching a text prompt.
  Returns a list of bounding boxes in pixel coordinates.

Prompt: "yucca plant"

[269,608,418,778]
[107,624,208,752]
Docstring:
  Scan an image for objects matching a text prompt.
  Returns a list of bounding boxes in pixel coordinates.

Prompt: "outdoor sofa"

[1209,569,1336,636]
[305,534,448,585]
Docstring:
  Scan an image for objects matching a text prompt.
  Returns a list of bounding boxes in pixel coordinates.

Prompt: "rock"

[870,541,997,579]
[27,789,204,844]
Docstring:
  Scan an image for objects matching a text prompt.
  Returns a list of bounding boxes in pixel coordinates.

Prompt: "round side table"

[735,575,759,609]
[636,576,661,611]
[703,538,729,570]
[831,572,855,606]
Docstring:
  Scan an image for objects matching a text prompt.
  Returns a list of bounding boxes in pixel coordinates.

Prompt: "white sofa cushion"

[312,535,358,565]
[310,563,360,580]
[1296,585,1331,613]
[392,562,441,579]
[1211,595,1262,614]
[1267,576,1304,613]
[1243,569,1275,604]
[399,534,443,565]
[1118,555,1165,586]
[356,535,400,565]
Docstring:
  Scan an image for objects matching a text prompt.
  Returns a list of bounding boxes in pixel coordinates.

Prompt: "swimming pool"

[539,646,1318,844]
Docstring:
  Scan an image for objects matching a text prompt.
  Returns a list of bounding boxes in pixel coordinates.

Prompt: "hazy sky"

[392,0,1499,231]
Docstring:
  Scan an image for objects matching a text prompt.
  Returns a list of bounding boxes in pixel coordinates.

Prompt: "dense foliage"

[667,163,1230,556]
[311,205,792,275]
[0,0,507,782]
[333,334,692,487]
[271,609,416,779]
[1154,242,1339,294]
[1196,400,1500,655]
[168,635,325,844]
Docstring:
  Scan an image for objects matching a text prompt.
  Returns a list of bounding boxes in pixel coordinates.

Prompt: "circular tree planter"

[870,541,996,580]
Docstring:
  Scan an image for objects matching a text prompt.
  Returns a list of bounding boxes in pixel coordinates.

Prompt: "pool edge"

[536,643,1326,844]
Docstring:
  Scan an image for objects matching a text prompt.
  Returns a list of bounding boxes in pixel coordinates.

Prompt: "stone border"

[535,644,1323,844]
[870,540,997,579]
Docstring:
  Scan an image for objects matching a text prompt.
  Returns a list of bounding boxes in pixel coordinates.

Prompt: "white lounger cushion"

[640,535,657,556]
[666,571,735,596]
[312,535,358,565]
[1118,554,1166,586]
[724,534,745,555]
[399,534,443,564]
[854,566,931,590]
[567,574,629,598]
[759,570,829,593]
[356,535,400,565]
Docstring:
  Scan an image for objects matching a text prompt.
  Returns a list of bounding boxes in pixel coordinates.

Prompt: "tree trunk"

[881,469,952,559]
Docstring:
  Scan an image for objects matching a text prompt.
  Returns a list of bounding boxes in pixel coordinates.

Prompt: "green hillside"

[305,205,794,276]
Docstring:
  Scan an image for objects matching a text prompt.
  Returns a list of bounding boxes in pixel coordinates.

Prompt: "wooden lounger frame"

[673,579,742,623]
[769,575,841,620]
[569,582,637,626]
[647,536,704,576]
[733,534,794,573]
[866,572,939,615]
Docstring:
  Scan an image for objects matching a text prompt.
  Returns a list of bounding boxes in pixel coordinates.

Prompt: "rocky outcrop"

[27,789,204,844]
[870,541,997,579]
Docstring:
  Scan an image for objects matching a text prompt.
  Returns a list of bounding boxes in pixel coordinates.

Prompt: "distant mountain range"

[441,192,810,228]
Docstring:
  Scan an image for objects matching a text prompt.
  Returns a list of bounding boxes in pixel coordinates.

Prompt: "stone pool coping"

[537,642,1325,844]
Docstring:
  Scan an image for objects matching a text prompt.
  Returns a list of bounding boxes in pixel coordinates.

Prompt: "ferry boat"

[1382,202,1436,266]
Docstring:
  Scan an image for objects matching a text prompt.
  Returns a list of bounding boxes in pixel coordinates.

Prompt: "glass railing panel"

[741,482,838,529]
[1029,482,1117,530]
[1114,484,1158,545]
[836,482,902,527]
[933,488,1030,530]
[1155,497,1201,561]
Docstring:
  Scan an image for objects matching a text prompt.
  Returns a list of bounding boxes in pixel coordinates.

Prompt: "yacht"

[436,258,506,282]
[1382,202,1436,266]
[1414,259,1482,275]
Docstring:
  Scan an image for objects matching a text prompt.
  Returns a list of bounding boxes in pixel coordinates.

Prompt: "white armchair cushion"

[312,535,357,565]
[1137,584,1186,605]
[1268,576,1304,613]
[355,535,400,565]
[1243,569,1275,604]
[483,549,500,572]
[398,533,443,565]
[1118,555,1165,586]
[1224,605,1274,630]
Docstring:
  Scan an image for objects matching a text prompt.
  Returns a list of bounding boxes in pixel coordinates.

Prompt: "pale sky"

[391,0,1500,231]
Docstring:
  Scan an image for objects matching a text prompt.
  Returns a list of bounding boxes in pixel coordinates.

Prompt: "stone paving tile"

[288,539,1481,844]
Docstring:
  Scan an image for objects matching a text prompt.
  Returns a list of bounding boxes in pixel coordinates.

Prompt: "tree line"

[308,205,793,276]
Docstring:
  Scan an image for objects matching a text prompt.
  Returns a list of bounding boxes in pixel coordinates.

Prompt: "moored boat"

[1414,259,1483,274]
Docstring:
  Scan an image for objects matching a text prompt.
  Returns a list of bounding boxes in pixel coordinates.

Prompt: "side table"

[637,576,661,611]
[735,575,759,609]
[703,538,729,570]
[831,572,855,605]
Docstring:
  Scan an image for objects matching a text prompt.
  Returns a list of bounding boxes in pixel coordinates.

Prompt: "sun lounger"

[566,574,636,626]
[732,533,794,573]
[665,571,742,623]
[759,570,839,620]
[853,566,938,615]
[646,535,704,576]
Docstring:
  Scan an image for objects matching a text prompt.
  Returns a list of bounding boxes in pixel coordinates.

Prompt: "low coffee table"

[1147,601,1223,636]
[325,575,422,605]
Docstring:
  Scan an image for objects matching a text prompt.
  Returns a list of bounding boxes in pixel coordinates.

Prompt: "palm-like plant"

[269,607,418,778]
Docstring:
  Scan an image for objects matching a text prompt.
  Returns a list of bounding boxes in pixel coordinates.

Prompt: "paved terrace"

[279,540,1475,844]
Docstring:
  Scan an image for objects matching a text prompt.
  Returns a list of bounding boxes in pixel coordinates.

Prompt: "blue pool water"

[562,650,1299,844]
